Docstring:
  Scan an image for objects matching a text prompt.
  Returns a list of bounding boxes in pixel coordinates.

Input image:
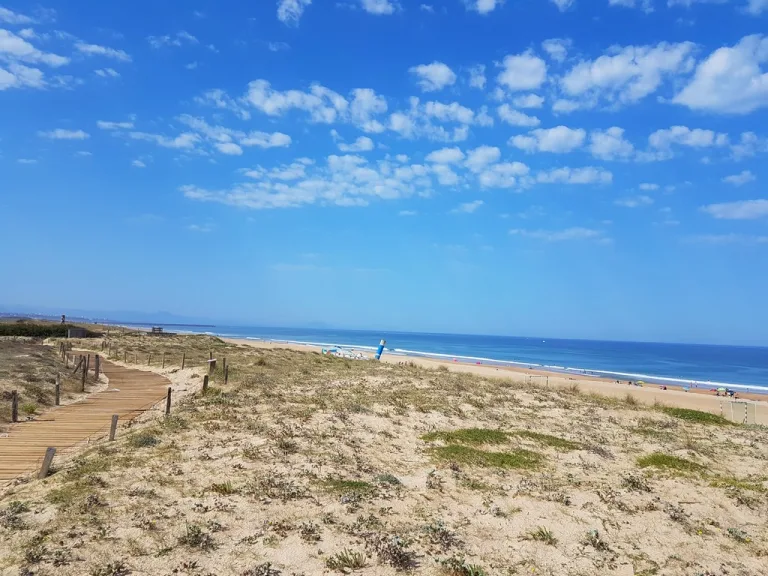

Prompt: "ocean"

[176,325,768,392]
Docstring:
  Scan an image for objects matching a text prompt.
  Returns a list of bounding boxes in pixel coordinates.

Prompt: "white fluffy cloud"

[130,131,201,149]
[277,0,312,25]
[512,94,544,109]
[349,88,388,132]
[463,0,503,14]
[38,129,90,140]
[536,166,613,184]
[244,80,388,133]
[242,131,292,148]
[701,199,768,219]
[410,61,457,92]
[465,145,501,172]
[542,38,571,62]
[730,132,768,159]
[510,126,586,153]
[97,120,134,130]
[196,89,251,120]
[608,0,653,12]
[338,136,375,152]
[0,7,34,25]
[360,0,398,14]
[148,31,199,49]
[75,42,131,62]
[424,101,474,124]
[452,200,483,213]
[648,126,729,150]
[589,127,634,160]
[431,164,459,186]
[0,29,69,66]
[478,161,529,188]
[94,68,120,78]
[216,142,243,155]
[176,114,292,152]
[561,41,695,107]
[722,170,756,186]
[550,0,575,11]
[673,35,768,114]
[497,104,540,127]
[551,99,582,114]
[468,64,486,89]
[497,52,547,92]
[746,0,768,15]
[425,146,465,163]
[388,97,477,142]
[183,153,437,209]
[0,62,43,90]
[245,79,347,122]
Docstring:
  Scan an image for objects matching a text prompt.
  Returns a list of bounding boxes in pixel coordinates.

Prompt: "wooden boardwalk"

[0,359,170,482]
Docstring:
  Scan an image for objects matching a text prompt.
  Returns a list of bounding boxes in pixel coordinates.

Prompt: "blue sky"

[1,0,767,345]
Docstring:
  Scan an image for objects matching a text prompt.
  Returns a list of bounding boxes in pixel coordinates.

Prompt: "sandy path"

[0,359,170,482]
[225,338,768,425]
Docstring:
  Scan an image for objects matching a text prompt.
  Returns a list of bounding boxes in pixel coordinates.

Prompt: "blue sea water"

[191,326,768,392]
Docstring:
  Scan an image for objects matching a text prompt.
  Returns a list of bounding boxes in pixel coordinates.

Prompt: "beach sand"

[2,334,767,576]
[224,337,768,425]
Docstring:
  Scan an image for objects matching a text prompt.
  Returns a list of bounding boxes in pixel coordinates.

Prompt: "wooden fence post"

[162,352,166,369]
[181,352,186,370]
[148,353,151,366]
[209,359,216,375]
[11,390,18,423]
[55,374,60,406]
[202,375,209,394]
[38,447,56,479]
[222,357,227,374]
[109,415,119,441]
[95,355,100,379]
[81,360,86,392]
[225,365,229,385]
[209,350,213,361]
[165,387,172,416]
[85,355,90,377]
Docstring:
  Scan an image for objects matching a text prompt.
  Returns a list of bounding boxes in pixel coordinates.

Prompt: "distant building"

[67,327,87,338]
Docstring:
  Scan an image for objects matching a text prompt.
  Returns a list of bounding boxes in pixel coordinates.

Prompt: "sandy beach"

[225,337,768,425]
[2,332,767,576]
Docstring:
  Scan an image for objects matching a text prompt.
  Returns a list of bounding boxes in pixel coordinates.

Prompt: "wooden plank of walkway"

[0,359,170,482]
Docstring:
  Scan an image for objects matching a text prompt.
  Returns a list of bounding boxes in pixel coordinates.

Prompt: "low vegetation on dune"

[0,340,93,429]
[0,333,767,576]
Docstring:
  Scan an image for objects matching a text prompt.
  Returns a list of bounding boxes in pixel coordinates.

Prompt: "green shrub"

[636,452,705,473]
[422,428,509,445]
[660,407,732,425]
[431,445,542,469]
[0,322,97,338]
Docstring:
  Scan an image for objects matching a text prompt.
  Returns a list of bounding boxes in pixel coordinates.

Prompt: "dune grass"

[636,452,706,473]
[430,445,543,470]
[421,428,580,452]
[660,407,732,425]
[421,428,509,445]
[512,430,581,451]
